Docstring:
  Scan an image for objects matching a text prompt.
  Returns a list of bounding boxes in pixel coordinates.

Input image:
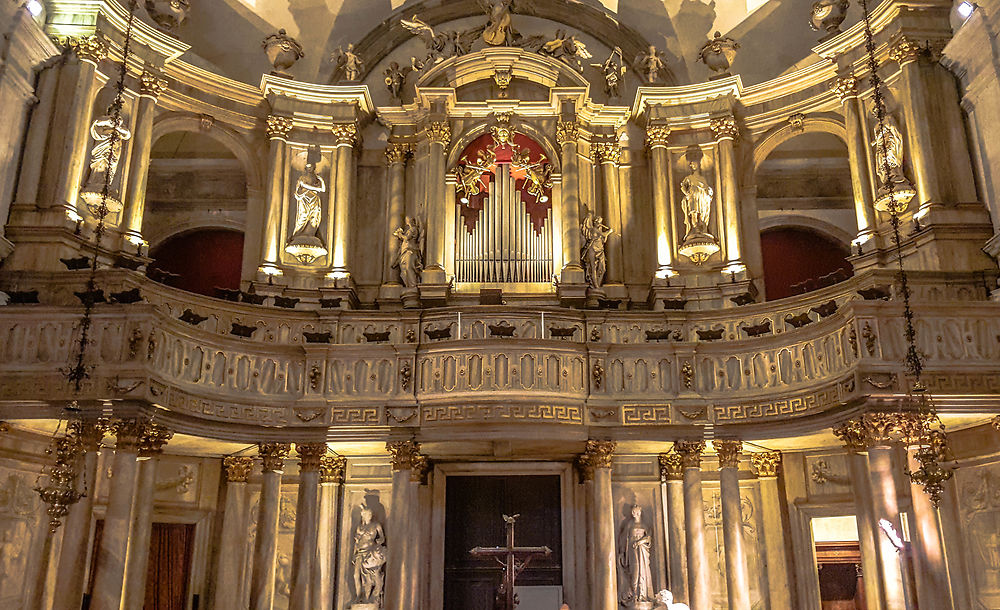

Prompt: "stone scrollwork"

[266,115,294,140]
[750,451,782,478]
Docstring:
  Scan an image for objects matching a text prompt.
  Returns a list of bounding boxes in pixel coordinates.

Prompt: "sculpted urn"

[144,0,190,32]
[262,29,305,77]
[698,31,739,79]
[809,0,850,39]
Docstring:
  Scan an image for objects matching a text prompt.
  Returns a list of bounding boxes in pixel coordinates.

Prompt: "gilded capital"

[556,120,579,146]
[387,440,420,471]
[295,442,327,472]
[673,440,706,468]
[68,419,107,452]
[138,422,173,458]
[833,411,931,450]
[223,456,255,483]
[889,36,924,64]
[710,116,739,141]
[659,452,684,480]
[833,75,858,101]
[265,115,293,140]
[385,143,412,165]
[594,142,622,165]
[411,453,432,484]
[258,442,291,472]
[646,125,670,148]
[319,454,347,483]
[750,451,782,478]
[139,71,168,98]
[332,123,358,146]
[67,35,108,64]
[993,415,1000,431]
[110,418,147,453]
[715,439,742,469]
[424,121,452,146]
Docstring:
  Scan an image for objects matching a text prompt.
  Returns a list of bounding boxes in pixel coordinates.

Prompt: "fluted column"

[383,143,411,286]
[421,122,451,285]
[557,120,585,284]
[659,452,688,603]
[249,442,291,610]
[53,420,106,609]
[750,451,793,610]
[580,440,617,610]
[52,36,106,213]
[258,115,292,276]
[385,440,418,610]
[674,440,711,610]
[213,456,255,610]
[647,125,676,278]
[711,116,744,273]
[834,75,877,240]
[123,423,173,610]
[595,141,624,285]
[289,443,325,610]
[312,454,346,609]
[716,440,751,610]
[120,70,167,247]
[330,123,358,277]
[90,419,145,610]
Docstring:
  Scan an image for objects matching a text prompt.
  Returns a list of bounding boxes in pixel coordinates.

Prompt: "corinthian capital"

[139,71,168,98]
[673,440,705,468]
[659,452,684,480]
[387,440,420,471]
[594,142,622,165]
[66,35,108,64]
[385,142,412,165]
[833,411,931,450]
[266,115,293,140]
[223,456,255,482]
[295,442,328,472]
[424,121,451,146]
[319,454,347,483]
[258,442,291,472]
[889,36,924,64]
[332,123,358,146]
[137,422,173,458]
[715,439,742,469]
[556,120,579,146]
[750,451,782,478]
[833,75,858,102]
[646,124,670,148]
[68,419,107,452]
[110,418,147,453]
[584,440,616,468]
[710,116,739,141]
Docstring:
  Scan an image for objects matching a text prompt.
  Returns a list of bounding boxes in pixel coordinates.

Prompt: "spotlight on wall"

[25,0,43,17]
[878,518,905,552]
[957,1,976,18]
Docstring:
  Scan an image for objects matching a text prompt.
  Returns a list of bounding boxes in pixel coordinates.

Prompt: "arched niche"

[759,225,852,300]
[147,228,245,298]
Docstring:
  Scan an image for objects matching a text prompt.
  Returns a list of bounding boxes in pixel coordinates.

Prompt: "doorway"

[812,515,866,610]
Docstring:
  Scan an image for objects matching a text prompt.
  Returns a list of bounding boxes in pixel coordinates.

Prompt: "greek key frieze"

[421,404,583,423]
[622,405,672,424]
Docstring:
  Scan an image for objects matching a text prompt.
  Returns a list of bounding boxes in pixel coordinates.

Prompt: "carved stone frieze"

[673,440,705,468]
[715,439,742,469]
[258,442,291,472]
[266,115,293,140]
[223,456,255,482]
[750,451,782,478]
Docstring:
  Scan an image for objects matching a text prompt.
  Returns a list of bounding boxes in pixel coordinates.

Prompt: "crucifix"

[469,514,552,610]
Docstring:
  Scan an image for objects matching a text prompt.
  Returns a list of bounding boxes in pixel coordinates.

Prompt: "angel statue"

[383,61,412,101]
[636,45,668,83]
[581,211,612,289]
[402,15,477,68]
[540,29,592,72]
[331,43,364,82]
[523,162,552,203]
[83,105,132,192]
[680,161,713,236]
[593,46,626,97]
[351,504,387,606]
[479,0,514,46]
[392,216,424,287]
[617,505,655,607]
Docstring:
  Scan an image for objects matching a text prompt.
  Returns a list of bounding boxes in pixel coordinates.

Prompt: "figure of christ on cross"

[469,514,553,610]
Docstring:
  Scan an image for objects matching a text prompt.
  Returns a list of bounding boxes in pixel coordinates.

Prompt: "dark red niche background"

[147,229,243,297]
[761,227,852,300]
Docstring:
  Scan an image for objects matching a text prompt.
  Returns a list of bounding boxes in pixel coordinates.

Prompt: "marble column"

[312,454,346,610]
[834,75,877,241]
[90,419,145,610]
[556,120,585,284]
[647,125,676,278]
[716,440,751,610]
[289,443,326,610]
[711,116,744,274]
[407,454,432,609]
[52,420,106,610]
[385,440,418,610]
[889,38,939,209]
[249,442,291,610]
[330,123,358,277]
[383,143,411,288]
[595,141,625,285]
[845,442,886,610]
[659,452,688,603]
[119,70,167,248]
[13,60,60,209]
[421,121,451,286]
[212,456,255,610]
[674,440,711,610]
[123,423,173,610]
[750,451,793,610]
[905,443,953,610]
[581,440,617,610]
[258,115,292,276]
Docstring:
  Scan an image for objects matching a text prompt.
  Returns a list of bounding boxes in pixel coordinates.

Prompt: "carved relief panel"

[956,460,1000,607]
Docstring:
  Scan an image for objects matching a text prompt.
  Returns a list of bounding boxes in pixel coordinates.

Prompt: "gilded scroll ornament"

[833,75,858,101]
[715,439,742,469]
[223,456,255,482]
[750,451,782,478]
[265,115,293,140]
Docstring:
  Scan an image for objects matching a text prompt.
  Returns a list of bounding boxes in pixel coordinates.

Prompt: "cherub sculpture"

[331,43,364,82]
[383,61,412,101]
[636,45,668,83]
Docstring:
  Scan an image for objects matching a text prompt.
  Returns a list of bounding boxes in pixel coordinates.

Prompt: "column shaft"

[331,134,356,274]
[422,124,449,284]
[289,470,320,610]
[52,55,99,210]
[558,123,583,281]
[867,445,907,610]
[897,59,939,206]
[384,152,407,284]
[250,469,283,610]
[312,480,341,609]
[664,478,687,602]
[849,450,886,610]
[53,447,100,608]
[599,157,624,284]
[683,466,711,610]
[385,467,413,610]
[120,91,158,242]
[758,476,793,610]
[592,466,618,610]
[649,144,675,273]
[841,88,877,236]
[906,447,953,610]
[213,480,250,610]
[90,443,140,610]
[260,137,287,269]
[14,63,59,207]
[720,465,751,610]
[122,457,158,610]
[717,136,743,267]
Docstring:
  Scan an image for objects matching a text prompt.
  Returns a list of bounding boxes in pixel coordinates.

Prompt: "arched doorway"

[147,229,245,297]
[760,227,852,300]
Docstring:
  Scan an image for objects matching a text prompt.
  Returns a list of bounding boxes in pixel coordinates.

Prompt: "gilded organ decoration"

[678,160,720,264]
[80,106,132,217]
[581,212,612,288]
[392,217,424,287]
[285,144,328,264]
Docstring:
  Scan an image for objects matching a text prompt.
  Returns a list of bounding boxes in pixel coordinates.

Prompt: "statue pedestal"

[348,604,379,610]
[418,282,450,307]
[648,281,686,311]
[557,281,588,308]
[400,286,421,309]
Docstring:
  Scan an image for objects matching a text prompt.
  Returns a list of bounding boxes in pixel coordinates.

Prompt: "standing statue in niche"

[83,106,132,193]
[393,217,424,287]
[285,144,328,264]
[636,45,668,83]
[870,113,911,190]
[680,161,713,235]
[581,211,612,289]
[351,504,387,607]
[618,505,655,608]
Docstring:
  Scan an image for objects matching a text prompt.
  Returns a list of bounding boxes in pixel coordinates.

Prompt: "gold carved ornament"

[65,35,108,64]
[223,456,255,483]
[265,115,293,140]
[710,116,739,141]
[386,440,420,471]
[410,453,432,484]
[555,121,579,147]
[645,125,670,149]
[833,75,859,102]
[111,418,149,453]
[750,451,782,478]
[295,442,328,472]
[319,454,347,484]
[258,442,291,472]
[594,142,622,165]
[332,123,359,146]
[889,36,924,65]
[139,70,168,98]
[385,143,412,165]
[673,440,705,468]
[715,439,742,469]
[137,422,173,458]
[658,453,684,480]
[424,121,452,146]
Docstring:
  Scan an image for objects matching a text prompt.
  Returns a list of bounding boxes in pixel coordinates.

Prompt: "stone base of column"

[418,278,450,307]
[0,236,12,262]
[377,283,404,309]
[648,280,685,311]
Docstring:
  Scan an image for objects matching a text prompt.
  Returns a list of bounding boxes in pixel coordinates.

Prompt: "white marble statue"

[655,590,690,610]
[392,216,424,287]
[871,114,910,188]
[333,43,364,82]
[680,161,713,235]
[352,505,386,606]
[291,162,325,238]
[84,107,131,190]
[618,505,654,607]
[581,211,612,289]
[636,45,668,83]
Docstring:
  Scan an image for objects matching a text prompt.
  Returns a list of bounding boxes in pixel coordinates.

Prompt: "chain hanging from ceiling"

[857,0,953,506]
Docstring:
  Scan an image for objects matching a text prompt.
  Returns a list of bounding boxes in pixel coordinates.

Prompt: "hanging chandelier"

[857,0,953,506]
[34,423,85,532]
